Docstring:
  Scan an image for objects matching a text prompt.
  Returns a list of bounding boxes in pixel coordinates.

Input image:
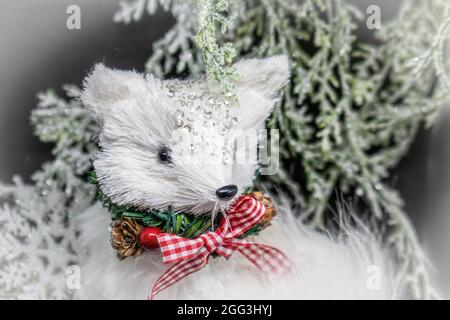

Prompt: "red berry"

[139,227,161,249]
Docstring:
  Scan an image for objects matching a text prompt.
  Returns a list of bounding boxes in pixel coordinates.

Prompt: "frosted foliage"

[0,179,79,299]
[115,0,203,77]
[0,87,97,299]
[30,85,98,196]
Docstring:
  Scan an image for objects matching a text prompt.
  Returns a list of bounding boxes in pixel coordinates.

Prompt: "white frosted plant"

[0,178,79,299]
[30,85,98,198]
[115,0,237,97]
[0,86,97,299]
[115,0,204,78]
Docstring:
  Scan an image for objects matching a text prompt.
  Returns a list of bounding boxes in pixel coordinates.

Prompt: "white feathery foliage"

[0,86,97,299]
[409,0,450,94]
[115,0,203,77]
[114,0,174,24]
[0,178,79,299]
[30,85,98,198]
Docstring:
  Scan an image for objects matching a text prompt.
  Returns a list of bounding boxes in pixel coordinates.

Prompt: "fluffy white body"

[78,56,399,299]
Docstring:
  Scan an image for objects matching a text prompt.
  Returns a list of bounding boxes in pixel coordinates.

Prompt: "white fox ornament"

[78,56,399,300]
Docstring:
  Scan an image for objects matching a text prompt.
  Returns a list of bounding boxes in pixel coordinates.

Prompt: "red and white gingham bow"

[149,195,292,299]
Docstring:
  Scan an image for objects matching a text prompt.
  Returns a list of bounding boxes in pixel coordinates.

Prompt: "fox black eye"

[158,146,172,164]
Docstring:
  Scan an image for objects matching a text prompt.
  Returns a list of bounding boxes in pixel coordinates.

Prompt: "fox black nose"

[215,185,238,201]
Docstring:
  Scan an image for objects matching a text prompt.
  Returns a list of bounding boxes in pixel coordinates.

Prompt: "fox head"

[81,56,289,216]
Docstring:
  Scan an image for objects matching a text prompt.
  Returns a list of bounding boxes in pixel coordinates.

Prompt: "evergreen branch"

[195,0,237,99]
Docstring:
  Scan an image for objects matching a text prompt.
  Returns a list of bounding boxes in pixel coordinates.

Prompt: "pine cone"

[252,191,277,225]
[110,218,144,260]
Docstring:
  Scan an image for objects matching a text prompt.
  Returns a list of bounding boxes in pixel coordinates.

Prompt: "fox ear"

[81,64,148,122]
[234,55,290,100]
[234,55,290,129]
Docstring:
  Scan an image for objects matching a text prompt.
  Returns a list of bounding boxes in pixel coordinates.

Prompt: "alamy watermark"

[366,265,381,290]
[66,5,81,30]
[170,128,280,176]
[366,5,382,30]
[66,265,81,291]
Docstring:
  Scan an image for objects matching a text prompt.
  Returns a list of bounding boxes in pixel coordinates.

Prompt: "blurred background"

[0,0,449,297]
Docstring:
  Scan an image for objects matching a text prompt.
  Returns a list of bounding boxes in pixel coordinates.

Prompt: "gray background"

[0,0,449,297]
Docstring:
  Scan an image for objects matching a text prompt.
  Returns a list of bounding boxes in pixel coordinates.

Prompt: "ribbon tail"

[237,243,292,274]
[149,248,210,300]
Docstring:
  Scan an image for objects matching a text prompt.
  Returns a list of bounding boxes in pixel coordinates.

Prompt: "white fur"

[78,56,400,299]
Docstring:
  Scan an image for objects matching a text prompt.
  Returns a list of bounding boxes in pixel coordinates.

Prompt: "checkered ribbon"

[149,195,292,299]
